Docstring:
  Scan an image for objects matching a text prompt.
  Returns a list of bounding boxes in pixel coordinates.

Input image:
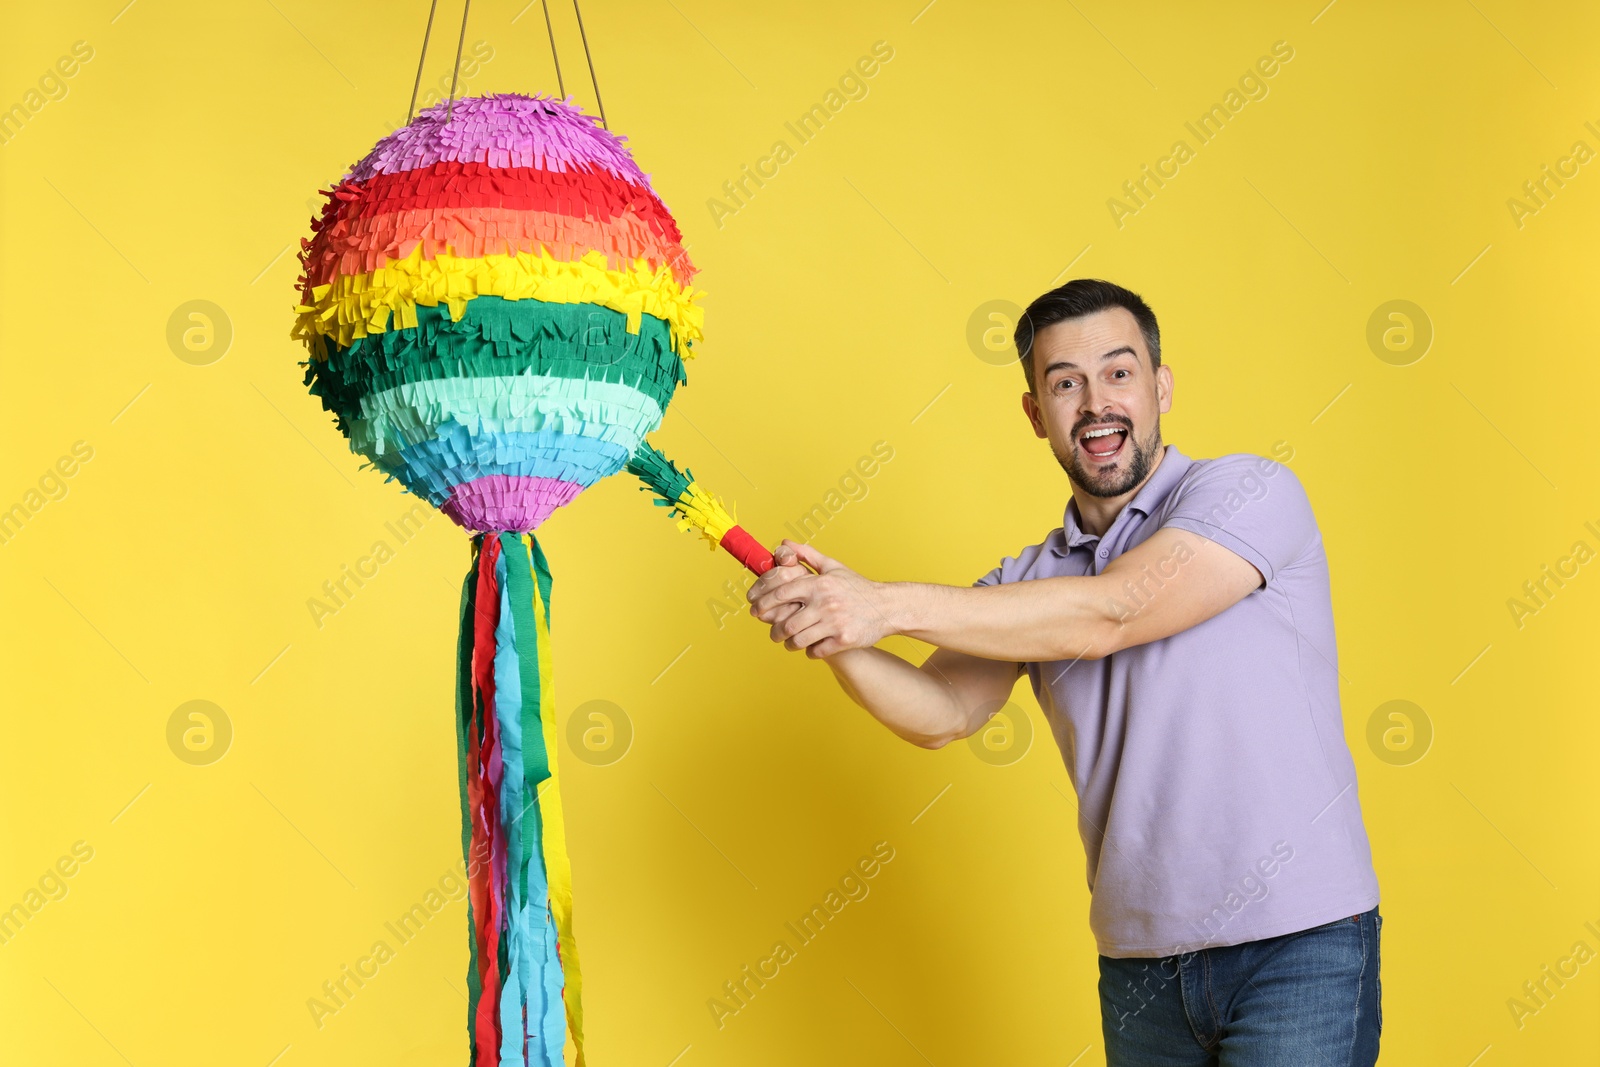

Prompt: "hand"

[747,539,894,658]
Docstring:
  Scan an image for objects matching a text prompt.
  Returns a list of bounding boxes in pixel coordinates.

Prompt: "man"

[746,279,1382,1065]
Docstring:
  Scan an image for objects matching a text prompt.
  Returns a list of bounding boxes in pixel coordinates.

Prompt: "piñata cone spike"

[626,441,774,574]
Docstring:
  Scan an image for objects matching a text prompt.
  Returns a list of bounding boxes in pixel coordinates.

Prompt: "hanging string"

[412,0,608,130]
[541,0,567,100]
[447,0,472,122]
[406,0,442,124]
[571,0,608,129]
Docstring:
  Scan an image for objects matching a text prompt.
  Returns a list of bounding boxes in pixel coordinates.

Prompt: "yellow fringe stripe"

[673,480,739,549]
[526,531,586,1067]
[293,247,704,360]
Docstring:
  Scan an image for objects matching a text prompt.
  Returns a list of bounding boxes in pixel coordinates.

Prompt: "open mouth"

[1078,424,1129,461]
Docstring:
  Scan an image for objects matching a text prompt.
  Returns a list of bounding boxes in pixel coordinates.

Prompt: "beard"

[1053,418,1163,498]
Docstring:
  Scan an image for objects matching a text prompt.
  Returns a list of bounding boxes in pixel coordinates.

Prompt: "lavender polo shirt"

[975,444,1380,958]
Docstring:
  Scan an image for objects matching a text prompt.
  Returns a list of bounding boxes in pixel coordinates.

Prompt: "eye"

[1112,369,1130,379]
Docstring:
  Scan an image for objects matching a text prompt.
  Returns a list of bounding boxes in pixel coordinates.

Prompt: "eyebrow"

[1041,345,1137,378]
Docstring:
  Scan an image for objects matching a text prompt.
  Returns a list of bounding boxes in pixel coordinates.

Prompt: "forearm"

[882,577,1116,662]
[821,646,967,748]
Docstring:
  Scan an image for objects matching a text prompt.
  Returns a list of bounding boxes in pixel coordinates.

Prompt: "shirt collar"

[1054,444,1194,555]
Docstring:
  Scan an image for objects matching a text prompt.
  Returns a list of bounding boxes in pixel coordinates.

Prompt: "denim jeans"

[1098,907,1382,1066]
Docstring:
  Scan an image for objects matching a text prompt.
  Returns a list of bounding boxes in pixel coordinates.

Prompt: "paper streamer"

[457,533,584,1066]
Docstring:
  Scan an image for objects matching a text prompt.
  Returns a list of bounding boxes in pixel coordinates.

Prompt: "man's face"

[1021,307,1173,499]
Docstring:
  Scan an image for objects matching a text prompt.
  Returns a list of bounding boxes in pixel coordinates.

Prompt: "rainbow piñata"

[295,92,702,535]
[292,92,708,1067]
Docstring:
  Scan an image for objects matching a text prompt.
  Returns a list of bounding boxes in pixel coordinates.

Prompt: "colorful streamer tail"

[625,441,773,574]
[456,533,585,1067]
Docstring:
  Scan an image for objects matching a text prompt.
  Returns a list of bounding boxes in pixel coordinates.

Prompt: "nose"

[1078,384,1116,425]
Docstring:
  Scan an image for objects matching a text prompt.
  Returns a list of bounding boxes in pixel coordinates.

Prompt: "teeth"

[1083,427,1124,438]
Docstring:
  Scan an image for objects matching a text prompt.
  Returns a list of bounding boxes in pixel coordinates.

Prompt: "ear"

[1156,363,1174,415]
[1021,390,1048,438]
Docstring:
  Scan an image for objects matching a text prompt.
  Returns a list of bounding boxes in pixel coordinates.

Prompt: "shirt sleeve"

[1160,454,1319,587]
[971,536,1060,588]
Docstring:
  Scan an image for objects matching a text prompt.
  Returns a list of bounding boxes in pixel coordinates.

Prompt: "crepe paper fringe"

[350,373,664,459]
[330,161,687,249]
[623,439,730,545]
[311,206,691,288]
[625,441,775,574]
[351,94,648,188]
[293,246,704,358]
[674,481,739,546]
[457,532,585,1067]
[622,438,691,509]
[392,428,629,512]
[336,373,661,531]
[303,297,685,442]
[303,162,695,287]
[447,475,584,534]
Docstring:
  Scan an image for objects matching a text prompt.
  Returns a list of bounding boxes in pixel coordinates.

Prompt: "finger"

[778,538,838,574]
[746,560,810,601]
[753,598,804,625]
[773,600,804,624]
[770,604,820,645]
[753,598,804,626]
[783,616,835,653]
[750,576,815,616]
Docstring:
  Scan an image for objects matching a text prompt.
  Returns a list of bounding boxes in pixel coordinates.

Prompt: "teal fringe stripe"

[499,533,551,907]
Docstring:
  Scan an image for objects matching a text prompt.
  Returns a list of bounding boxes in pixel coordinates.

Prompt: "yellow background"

[3,1,1597,1064]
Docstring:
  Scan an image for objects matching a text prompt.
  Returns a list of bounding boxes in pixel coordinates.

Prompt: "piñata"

[292,92,771,1066]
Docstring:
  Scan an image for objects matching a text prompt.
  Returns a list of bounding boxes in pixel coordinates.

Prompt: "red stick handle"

[718,525,774,575]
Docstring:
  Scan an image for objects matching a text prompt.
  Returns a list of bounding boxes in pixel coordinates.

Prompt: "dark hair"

[1014,278,1161,393]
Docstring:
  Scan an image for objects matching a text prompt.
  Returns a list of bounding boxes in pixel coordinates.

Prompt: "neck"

[1071,444,1166,537]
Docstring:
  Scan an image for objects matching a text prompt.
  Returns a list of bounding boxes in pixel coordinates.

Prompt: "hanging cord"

[447,0,472,122]
[406,0,441,124]
[412,0,606,128]
[541,0,567,100]
[571,0,608,129]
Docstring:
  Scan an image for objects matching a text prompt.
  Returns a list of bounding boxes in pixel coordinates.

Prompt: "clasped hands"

[745,539,894,658]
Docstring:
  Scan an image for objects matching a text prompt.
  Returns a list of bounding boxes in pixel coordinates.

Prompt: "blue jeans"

[1098,907,1382,1066]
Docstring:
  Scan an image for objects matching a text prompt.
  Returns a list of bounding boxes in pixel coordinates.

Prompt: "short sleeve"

[969,536,1061,589]
[1160,455,1318,587]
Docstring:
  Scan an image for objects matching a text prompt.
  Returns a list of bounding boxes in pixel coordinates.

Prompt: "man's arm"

[820,644,1024,749]
[894,526,1263,659]
[749,526,1262,662]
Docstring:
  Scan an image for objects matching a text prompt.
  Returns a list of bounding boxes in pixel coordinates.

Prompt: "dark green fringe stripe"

[625,439,697,514]
[304,296,687,440]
